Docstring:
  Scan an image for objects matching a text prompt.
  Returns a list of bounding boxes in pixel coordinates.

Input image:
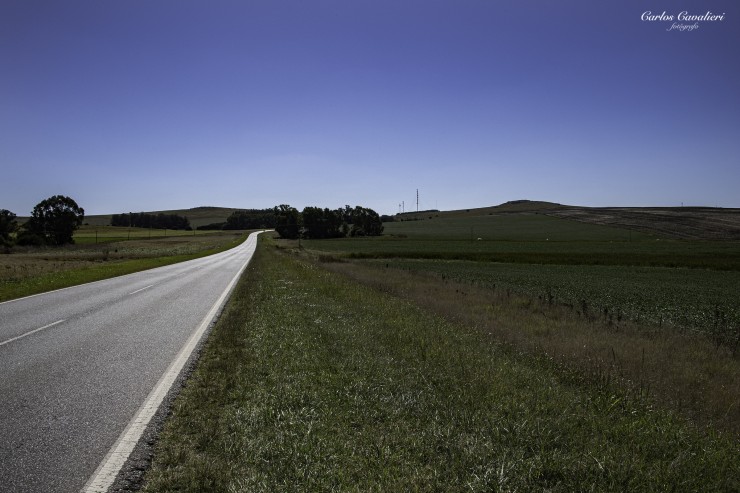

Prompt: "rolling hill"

[395,200,740,240]
[80,200,740,240]
[83,206,242,228]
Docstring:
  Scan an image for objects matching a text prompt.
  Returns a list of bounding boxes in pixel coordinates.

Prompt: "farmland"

[142,235,738,492]
[305,215,740,270]
[302,213,740,345]
[5,205,738,489]
[365,259,740,345]
[298,211,740,434]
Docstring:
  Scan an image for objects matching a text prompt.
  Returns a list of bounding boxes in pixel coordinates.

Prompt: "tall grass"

[142,238,738,492]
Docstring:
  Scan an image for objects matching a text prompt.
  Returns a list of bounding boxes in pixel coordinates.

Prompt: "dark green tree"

[224,209,277,230]
[25,195,85,245]
[301,207,344,239]
[273,204,301,239]
[350,206,384,236]
[0,209,18,246]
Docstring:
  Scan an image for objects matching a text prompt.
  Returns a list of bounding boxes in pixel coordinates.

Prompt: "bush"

[16,230,46,246]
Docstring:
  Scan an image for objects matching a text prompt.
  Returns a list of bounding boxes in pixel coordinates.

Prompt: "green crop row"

[367,259,740,347]
[304,237,740,271]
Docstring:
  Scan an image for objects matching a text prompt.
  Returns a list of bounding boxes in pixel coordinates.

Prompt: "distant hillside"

[547,206,740,240]
[84,206,242,228]
[394,200,565,221]
[393,200,740,240]
[79,201,740,239]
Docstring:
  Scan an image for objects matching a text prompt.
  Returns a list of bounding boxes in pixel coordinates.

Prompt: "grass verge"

[142,237,738,492]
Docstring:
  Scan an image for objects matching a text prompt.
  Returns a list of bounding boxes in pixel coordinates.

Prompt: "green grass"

[73,225,213,244]
[0,232,248,302]
[142,238,738,492]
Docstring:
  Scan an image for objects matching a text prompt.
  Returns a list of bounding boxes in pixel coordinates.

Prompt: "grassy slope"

[142,236,738,492]
[395,200,740,240]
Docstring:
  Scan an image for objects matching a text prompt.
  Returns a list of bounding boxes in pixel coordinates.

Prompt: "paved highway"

[0,231,263,492]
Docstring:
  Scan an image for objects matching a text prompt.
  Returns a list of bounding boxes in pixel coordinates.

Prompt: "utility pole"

[416,189,419,212]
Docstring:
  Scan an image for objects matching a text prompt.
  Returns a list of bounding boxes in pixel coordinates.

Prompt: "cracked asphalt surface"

[0,232,261,492]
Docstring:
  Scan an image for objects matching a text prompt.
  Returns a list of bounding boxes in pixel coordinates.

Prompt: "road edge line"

[80,231,263,493]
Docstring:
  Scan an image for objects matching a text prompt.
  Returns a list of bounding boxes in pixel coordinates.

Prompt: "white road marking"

[127,284,156,296]
[81,231,262,493]
[0,319,66,347]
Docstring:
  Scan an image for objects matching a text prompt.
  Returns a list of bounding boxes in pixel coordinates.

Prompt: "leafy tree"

[224,209,277,230]
[274,204,301,239]
[15,230,45,246]
[0,209,18,246]
[301,207,344,239]
[25,195,85,245]
[272,204,383,240]
[197,222,227,231]
[350,206,384,236]
[224,210,251,230]
[111,212,191,230]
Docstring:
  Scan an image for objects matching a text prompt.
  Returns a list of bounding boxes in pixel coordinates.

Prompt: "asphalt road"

[0,231,262,493]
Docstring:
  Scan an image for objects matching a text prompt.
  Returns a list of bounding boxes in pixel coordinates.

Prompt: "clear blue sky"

[2,0,738,215]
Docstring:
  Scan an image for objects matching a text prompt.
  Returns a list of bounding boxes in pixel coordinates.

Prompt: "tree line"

[1,197,385,248]
[111,212,191,230]
[199,205,384,238]
[197,209,277,231]
[274,204,383,239]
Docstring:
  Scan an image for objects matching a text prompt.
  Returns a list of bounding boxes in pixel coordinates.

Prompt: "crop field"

[365,259,740,345]
[295,212,740,434]
[304,215,740,271]
[303,214,740,341]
